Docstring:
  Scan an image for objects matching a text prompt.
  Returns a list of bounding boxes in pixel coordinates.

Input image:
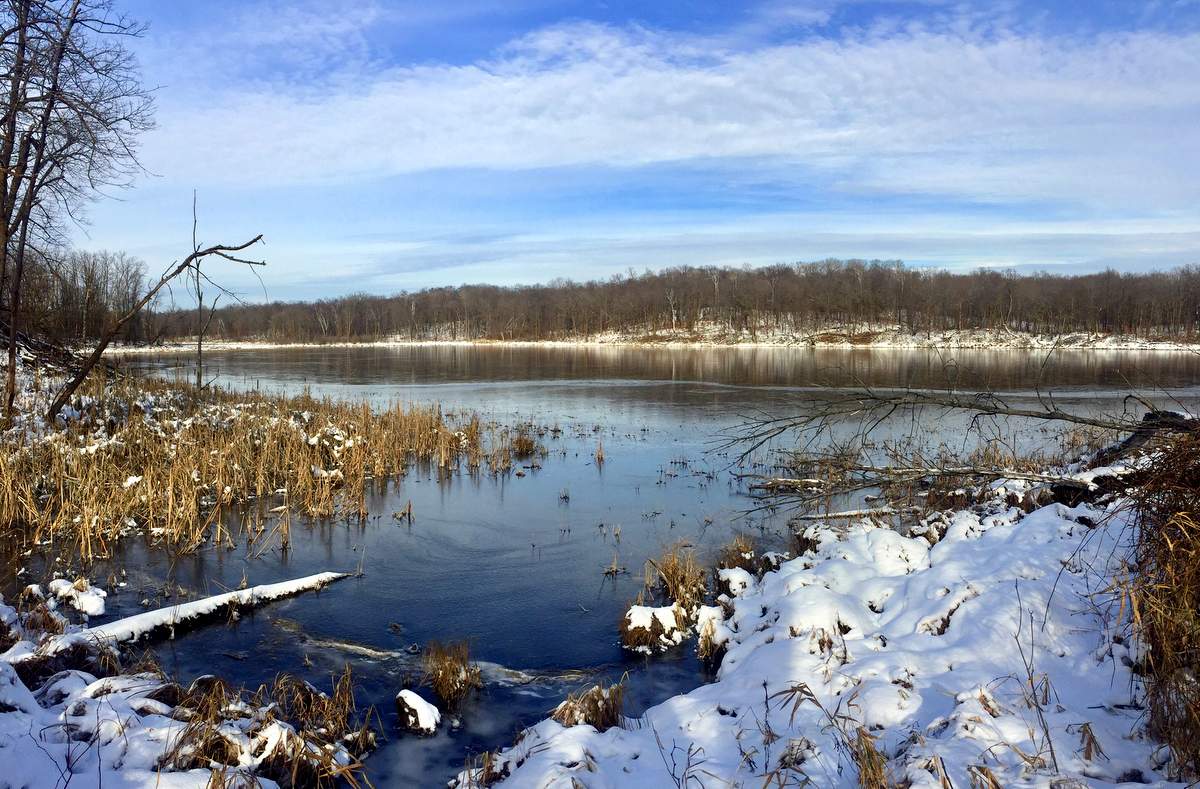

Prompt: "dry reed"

[1127,435,1200,780]
[0,373,496,562]
[422,640,483,709]
[551,675,627,731]
[644,542,706,613]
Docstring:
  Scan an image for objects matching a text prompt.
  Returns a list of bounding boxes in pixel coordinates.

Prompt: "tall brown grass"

[0,373,498,561]
[1127,435,1200,780]
[551,675,627,731]
[422,640,483,709]
[643,542,706,613]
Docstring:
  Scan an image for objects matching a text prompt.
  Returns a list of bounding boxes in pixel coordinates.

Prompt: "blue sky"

[79,0,1200,302]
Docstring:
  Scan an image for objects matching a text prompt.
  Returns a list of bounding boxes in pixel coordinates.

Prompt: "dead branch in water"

[728,383,1190,519]
[727,388,1199,462]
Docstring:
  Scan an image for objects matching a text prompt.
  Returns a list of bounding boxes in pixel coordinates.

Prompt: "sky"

[76,0,1200,302]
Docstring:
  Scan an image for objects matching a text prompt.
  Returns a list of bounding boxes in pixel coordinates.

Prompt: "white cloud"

[138,18,1200,215]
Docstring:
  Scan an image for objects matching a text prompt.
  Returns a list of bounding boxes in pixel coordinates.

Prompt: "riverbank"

[104,325,1200,354]
[458,455,1182,787]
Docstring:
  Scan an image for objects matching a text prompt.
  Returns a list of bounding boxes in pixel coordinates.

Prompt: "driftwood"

[1093,409,1200,466]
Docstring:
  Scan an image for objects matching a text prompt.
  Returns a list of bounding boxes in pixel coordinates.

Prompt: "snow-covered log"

[51,571,348,652]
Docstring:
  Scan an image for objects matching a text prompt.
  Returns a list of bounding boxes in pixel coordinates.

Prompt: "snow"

[396,689,441,734]
[47,577,107,616]
[52,571,348,650]
[458,492,1179,788]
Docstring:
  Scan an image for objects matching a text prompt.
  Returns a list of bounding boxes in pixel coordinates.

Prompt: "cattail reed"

[0,375,502,562]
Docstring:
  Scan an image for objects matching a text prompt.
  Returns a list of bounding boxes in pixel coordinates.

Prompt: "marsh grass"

[0,372,501,562]
[551,674,627,731]
[164,666,376,788]
[510,428,538,459]
[422,640,483,709]
[644,542,706,614]
[1126,435,1200,779]
[714,534,756,574]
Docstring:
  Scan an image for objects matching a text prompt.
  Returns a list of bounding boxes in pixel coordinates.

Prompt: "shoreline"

[103,329,1200,355]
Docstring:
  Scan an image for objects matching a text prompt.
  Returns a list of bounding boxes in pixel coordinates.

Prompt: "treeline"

[141,260,1200,343]
[15,250,156,345]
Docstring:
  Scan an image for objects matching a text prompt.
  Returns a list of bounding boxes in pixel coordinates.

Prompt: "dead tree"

[46,235,264,421]
[0,0,154,421]
[727,385,1200,518]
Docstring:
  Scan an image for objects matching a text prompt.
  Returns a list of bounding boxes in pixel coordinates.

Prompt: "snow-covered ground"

[106,323,1200,353]
[457,478,1176,788]
[0,573,357,788]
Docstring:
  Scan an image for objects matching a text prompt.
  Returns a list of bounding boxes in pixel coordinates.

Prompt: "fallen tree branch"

[50,570,346,651]
[792,507,919,521]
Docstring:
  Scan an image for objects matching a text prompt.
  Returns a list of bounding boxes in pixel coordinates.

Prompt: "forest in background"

[27,256,1200,345]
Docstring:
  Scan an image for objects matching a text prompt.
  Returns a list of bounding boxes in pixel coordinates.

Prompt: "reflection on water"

[26,346,1200,784]
[122,344,1200,424]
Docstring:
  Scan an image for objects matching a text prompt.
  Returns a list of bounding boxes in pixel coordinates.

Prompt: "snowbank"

[459,496,1176,787]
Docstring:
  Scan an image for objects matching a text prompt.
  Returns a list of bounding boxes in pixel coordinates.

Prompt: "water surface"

[40,346,1200,784]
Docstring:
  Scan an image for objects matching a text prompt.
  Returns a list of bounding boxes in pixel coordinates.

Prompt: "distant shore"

[104,326,1200,354]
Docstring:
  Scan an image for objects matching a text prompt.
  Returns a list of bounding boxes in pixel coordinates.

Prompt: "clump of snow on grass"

[396,689,441,734]
[621,604,689,654]
[46,577,107,616]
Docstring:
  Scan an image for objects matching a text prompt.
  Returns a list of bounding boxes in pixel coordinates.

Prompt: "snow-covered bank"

[0,572,364,787]
[105,325,1200,353]
[459,489,1173,787]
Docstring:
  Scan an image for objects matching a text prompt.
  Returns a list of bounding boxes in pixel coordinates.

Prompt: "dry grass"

[769,682,898,787]
[422,640,483,709]
[715,534,756,574]
[551,675,627,731]
[850,727,890,788]
[644,542,707,613]
[1126,435,1200,780]
[510,428,538,459]
[163,666,376,788]
[0,372,498,561]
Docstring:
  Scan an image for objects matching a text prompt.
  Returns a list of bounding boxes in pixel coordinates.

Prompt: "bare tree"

[0,0,154,420]
[47,234,264,421]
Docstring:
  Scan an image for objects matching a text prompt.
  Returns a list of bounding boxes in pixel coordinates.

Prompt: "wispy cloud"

[139,13,1199,215]
[83,1,1200,300]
